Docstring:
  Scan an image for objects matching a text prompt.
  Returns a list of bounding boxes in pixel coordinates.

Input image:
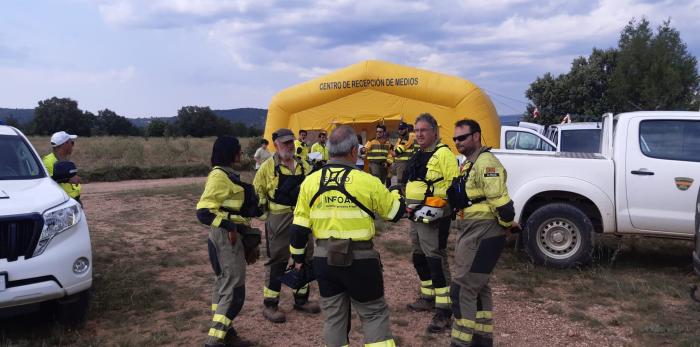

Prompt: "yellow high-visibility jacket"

[289,161,404,258]
[310,142,329,162]
[364,139,392,164]
[393,132,416,162]
[253,155,311,214]
[405,141,459,205]
[42,153,81,198]
[196,166,250,229]
[294,139,309,162]
[458,148,514,227]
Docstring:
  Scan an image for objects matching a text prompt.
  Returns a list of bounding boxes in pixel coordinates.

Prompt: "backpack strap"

[309,165,375,219]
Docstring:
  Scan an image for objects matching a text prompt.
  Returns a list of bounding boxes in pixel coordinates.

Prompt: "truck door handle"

[631,170,654,176]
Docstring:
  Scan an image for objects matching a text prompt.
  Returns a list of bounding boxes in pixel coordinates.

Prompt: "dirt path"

[84,176,207,195]
[75,177,633,347]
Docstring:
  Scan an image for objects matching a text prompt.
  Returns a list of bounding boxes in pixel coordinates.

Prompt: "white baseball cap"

[50,131,78,147]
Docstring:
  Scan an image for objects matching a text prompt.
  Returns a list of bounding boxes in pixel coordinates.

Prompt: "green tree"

[609,18,699,110]
[174,106,233,137]
[94,109,141,136]
[30,97,94,135]
[525,18,699,124]
[146,119,170,137]
[2,115,22,129]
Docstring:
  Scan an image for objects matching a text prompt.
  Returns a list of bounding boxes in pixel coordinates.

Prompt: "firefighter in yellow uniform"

[447,119,515,347]
[391,122,416,186]
[197,136,262,347]
[253,128,320,323]
[364,124,392,186]
[295,129,310,163]
[403,113,459,333]
[310,131,329,169]
[289,125,405,347]
[42,131,81,202]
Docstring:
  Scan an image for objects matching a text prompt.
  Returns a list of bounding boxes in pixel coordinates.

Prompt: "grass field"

[27,136,258,181]
[2,177,699,346]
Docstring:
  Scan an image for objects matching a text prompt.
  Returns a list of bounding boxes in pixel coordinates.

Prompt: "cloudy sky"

[1,0,699,118]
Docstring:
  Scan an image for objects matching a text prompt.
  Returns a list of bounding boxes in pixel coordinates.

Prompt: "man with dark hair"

[448,119,515,347]
[310,131,329,169]
[404,113,459,333]
[391,121,416,185]
[364,124,392,186]
[253,128,320,324]
[289,125,405,347]
[295,129,309,162]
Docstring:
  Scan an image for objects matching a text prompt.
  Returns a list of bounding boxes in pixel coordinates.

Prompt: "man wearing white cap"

[42,131,82,202]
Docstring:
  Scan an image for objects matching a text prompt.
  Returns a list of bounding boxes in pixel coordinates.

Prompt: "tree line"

[3,97,262,138]
[525,18,699,125]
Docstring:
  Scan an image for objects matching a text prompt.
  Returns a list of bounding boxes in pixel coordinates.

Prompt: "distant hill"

[499,114,523,126]
[129,108,267,130]
[0,108,34,125]
[213,108,267,130]
[0,107,268,130]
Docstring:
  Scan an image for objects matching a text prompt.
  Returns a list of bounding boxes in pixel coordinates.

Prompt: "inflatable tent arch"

[263,60,500,151]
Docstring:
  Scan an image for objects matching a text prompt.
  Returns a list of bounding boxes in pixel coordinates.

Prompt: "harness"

[269,160,306,207]
[446,148,491,210]
[309,164,375,219]
[403,143,450,199]
[214,167,263,218]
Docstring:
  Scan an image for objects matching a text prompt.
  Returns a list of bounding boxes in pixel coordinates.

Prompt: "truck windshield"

[560,129,602,153]
[0,135,45,180]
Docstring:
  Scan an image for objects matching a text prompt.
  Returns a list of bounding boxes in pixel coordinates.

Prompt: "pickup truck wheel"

[55,289,91,327]
[524,203,593,268]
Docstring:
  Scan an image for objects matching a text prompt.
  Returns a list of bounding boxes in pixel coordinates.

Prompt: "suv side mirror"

[52,161,78,182]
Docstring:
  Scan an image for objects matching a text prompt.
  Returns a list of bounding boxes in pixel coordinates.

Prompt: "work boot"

[293,301,321,314]
[222,327,253,347]
[427,310,452,333]
[262,305,286,323]
[471,334,493,347]
[407,297,434,312]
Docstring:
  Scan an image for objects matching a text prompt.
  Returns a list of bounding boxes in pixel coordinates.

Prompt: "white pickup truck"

[494,111,700,268]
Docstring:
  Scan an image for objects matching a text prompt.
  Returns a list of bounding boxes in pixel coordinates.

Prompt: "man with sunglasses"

[403,113,459,333]
[448,119,515,347]
[42,131,82,202]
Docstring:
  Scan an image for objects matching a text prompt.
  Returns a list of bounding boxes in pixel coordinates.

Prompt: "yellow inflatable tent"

[263,60,500,150]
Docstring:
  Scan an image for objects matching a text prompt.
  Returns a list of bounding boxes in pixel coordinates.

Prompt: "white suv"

[0,125,92,325]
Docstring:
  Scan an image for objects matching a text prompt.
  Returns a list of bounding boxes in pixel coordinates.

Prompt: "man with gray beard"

[253,128,320,323]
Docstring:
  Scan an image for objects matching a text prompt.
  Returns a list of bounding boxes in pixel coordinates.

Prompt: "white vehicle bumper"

[0,215,92,309]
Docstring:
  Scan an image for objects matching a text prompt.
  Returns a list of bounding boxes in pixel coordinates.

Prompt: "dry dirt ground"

[2,177,699,346]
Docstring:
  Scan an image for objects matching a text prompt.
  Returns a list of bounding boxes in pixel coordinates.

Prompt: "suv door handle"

[631,170,654,176]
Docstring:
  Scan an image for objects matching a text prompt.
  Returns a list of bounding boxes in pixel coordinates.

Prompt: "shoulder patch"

[484,167,499,177]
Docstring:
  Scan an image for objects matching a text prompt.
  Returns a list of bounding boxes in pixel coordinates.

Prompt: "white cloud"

[87,0,700,114]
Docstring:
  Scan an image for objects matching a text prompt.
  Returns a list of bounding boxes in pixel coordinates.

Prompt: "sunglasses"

[452,132,475,142]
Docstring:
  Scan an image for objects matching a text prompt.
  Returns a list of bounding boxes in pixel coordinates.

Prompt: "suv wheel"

[524,202,594,268]
[55,289,90,327]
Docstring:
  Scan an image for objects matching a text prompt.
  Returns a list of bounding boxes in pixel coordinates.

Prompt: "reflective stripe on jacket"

[458,150,513,227]
[253,155,311,213]
[197,166,250,227]
[365,139,391,163]
[394,132,416,162]
[405,141,459,205]
[292,164,402,241]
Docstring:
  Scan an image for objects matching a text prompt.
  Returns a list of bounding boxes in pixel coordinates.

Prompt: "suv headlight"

[33,200,82,257]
